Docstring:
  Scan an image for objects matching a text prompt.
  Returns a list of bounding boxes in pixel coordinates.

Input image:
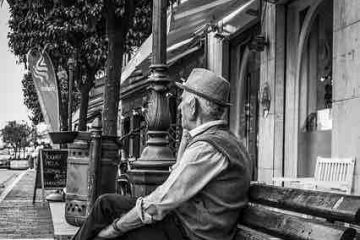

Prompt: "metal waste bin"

[65,132,91,226]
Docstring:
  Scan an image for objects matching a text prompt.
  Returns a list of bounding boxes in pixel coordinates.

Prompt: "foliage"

[7,0,155,88]
[21,72,44,125]
[7,0,106,130]
[7,0,175,133]
[1,121,32,158]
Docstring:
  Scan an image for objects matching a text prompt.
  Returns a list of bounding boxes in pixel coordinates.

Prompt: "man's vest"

[174,126,252,240]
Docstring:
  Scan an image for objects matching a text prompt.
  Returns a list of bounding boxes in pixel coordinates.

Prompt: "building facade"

[81,0,359,194]
[247,0,360,194]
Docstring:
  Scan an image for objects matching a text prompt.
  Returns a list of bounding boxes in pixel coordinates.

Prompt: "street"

[0,169,22,194]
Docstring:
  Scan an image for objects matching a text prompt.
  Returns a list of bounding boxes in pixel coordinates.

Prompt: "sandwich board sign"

[33,149,67,203]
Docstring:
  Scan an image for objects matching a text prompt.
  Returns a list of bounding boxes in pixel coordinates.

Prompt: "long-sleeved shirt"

[117,120,228,233]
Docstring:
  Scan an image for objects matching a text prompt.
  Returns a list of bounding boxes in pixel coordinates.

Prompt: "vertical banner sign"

[27,48,60,132]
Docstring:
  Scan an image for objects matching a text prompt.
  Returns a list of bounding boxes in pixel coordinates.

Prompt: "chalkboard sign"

[33,149,68,203]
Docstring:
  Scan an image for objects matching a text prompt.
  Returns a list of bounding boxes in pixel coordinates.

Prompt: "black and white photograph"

[0,0,359,239]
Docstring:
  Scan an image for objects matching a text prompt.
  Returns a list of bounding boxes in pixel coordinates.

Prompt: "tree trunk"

[14,146,18,159]
[78,72,95,131]
[59,89,69,131]
[78,87,90,131]
[57,70,68,132]
[102,0,134,136]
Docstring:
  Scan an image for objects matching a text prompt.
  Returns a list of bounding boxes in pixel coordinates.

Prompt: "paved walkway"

[0,169,54,239]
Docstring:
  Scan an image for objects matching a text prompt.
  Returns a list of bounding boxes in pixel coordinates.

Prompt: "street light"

[127,0,176,196]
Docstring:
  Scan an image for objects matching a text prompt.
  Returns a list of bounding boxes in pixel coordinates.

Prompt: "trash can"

[65,132,91,226]
[64,132,120,227]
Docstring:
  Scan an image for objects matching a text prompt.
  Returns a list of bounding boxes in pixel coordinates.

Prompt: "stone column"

[207,31,229,79]
[332,0,360,194]
[257,3,285,183]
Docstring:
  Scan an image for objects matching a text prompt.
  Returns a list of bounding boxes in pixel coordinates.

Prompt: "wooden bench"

[236,183,360,240]
[273,157,355,194]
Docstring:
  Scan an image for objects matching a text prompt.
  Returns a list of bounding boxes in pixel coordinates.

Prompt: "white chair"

[273,157,355,194]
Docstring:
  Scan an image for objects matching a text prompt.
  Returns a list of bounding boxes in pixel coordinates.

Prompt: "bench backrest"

[314,157,355,194]
[248,183,360,223]
[237,183,360,240]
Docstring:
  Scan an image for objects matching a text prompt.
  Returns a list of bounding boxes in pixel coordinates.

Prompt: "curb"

[0,169,29,203]
[49,202,78,239]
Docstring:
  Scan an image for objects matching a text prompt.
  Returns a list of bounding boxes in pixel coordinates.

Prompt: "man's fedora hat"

[175,68,231,106]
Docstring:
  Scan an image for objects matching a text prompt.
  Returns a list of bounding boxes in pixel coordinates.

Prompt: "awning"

[121,36,201,86]
[121,0,259,84]
[73,0,259,125]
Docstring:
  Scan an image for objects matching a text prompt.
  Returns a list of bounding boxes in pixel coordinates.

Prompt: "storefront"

[119,47,206,160]
[258,0,360,194]
[77,0,360,194]
[119,0,258,162]
[255,0,334,183]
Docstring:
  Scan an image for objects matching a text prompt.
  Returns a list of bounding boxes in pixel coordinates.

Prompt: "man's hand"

[95,223,123,239]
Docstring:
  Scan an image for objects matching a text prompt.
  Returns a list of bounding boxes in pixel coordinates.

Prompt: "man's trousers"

[71,194,188,240]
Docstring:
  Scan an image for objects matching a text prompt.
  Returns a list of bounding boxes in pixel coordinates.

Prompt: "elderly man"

[72,68,251,240]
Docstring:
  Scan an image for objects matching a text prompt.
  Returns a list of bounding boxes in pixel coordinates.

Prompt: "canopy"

[72,0,259,125]
[121,0,258,84]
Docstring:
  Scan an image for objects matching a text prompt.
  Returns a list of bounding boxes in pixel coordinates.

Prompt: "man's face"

[178,91,195,130]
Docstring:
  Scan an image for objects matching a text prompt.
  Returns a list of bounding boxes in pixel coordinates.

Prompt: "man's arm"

[121,141,228,228]
[98,141,228,237]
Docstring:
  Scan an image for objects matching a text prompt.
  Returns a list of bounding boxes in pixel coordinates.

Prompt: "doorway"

[229,27,261,180]
[285,0,333,177]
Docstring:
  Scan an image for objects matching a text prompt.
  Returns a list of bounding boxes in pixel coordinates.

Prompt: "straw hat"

[175,68,231,106]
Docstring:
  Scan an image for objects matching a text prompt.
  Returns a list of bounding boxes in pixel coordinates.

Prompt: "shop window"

[300,3,333,133]
[297,0,333,177]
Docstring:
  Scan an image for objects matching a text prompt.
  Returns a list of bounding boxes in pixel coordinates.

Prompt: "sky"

[0,2,30,128]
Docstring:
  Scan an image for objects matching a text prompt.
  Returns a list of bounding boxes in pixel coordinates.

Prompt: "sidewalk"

[0,169,78,240]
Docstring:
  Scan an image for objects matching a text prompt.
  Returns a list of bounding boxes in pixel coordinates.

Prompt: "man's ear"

[189,97,198,118]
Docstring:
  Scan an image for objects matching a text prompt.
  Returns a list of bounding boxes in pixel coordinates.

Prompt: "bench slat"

[249,183,360,224]
[236,225,283,240]
[239,205,356,240]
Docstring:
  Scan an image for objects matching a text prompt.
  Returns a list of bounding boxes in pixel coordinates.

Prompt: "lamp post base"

[127,169,170,197]
[127,128,175,197]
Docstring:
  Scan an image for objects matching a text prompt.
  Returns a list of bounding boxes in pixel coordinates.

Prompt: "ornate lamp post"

[128,0,175,196]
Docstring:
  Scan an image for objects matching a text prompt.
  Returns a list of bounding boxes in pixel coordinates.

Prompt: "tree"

[7,0,106,131]
[1,121,31,159]
[21,72,44,125]
[56,0,154,135]
[7,0,174,134]
[102,0,134,136]
[100,0,174,136]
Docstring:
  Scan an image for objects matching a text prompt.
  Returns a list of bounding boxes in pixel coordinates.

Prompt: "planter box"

[10,159,29,170]
[48,131,78,144]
